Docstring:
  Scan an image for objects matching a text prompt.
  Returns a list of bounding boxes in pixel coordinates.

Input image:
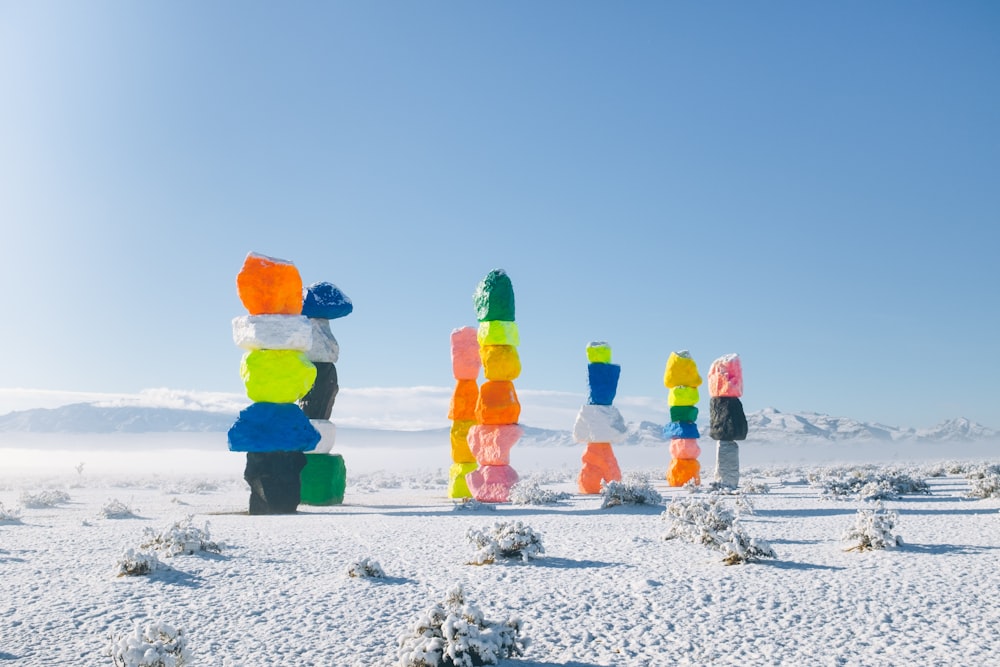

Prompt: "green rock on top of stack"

[473,269,515,322]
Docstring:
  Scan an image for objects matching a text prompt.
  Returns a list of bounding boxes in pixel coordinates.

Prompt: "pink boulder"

[467,424,523,465]
[466,464,519,503]
[669,438,701,459]
[708,353,743,398]
[451,327,481,381]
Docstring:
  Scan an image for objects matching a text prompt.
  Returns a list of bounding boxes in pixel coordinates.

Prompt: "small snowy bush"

[139,516,222,557]
[663,495,776,565]
[397,585,526,667]
[600,472,663,508]
[965,463,1000,499]
[100,498,140,519]
[0,501,21,523]
[346,557,385,579]
[19,489,70,508]
[466,521,544,564]
[452,498,496,512]
[508,479,570,505]
[814,466,929,501]
[843,502,903,551]
[114,548,164,577]
[107,620,192,667]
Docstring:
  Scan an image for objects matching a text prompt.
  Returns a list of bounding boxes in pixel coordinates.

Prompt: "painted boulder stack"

[466,269,521,503]
[663,350,702,486]
[229,252,320,514]
[708,353,747,489]
[573,342,625,494]
[298,281,353,506]
[448,326,480,498]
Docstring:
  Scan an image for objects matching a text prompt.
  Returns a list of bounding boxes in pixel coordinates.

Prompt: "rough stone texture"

[227,402,321,453]
[467,423,523,466]
[668,385,700,407]
[301,282,353,320]
[473,269,515,322]
[709,396,748,441]
[480,344,521,381]
[663,421,700,439]
[448,379,479,422]
[587,363,621,406]
[236,252,303,316]
[232,315,312,351]
[241,349,317,404]
[578,442,622,494]
[299,361,338,420]
[572,404,627,444]
[708,353,743,398]
[475,380,520,425]
[300,453,347,505]
[667,457,701,487]
[451,327,481,381]
[466,464,519,503]
[450,420,477,463]
[309,419,336,454]
[448,461,478,498]
[663,351,702,388]
[669,438,702,459]
[305,319,340,364]
[477,320,519,347]
[244,450,307,514]
[669,405,699,423]
[714,440,740,489]
[586,342,612,364]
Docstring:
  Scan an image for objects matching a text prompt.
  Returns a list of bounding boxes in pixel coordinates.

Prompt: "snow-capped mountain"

[0,403,996,444]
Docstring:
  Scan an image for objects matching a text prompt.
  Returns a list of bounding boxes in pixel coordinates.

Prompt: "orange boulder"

[475,380,521,425]
[578,442,622,494]
[667,458,701,487]
[236,252,304,315]
[448,379,479,421]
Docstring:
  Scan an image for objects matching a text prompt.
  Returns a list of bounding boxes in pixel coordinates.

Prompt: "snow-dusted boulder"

[714,440,740,488]
[709,353,743,398]
[302,281,353,320]
[305,318,340,363]
[573,404,627,444]
[232,315,312,351]
[309,418,336,454]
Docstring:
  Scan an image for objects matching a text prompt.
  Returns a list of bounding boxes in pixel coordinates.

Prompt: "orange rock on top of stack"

[236,252,304,315]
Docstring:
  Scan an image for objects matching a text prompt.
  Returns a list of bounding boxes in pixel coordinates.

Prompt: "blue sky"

[1,1,998,429]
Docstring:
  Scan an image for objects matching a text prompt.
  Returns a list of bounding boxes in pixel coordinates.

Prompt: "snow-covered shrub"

[508,479,570,505]
[114,548,164,577]
[346,557,385,579]
[965,463,1000,499]
[139,516,221,557]
[741,479,771,495]
[663,495,776,565]
[397,585,526,667]
[0,501,21,523]
[100,499,140,519]
[466,521,544,564]
[843,502,902,551]
[19,489,70,508]
[107,620,192,666]
[814,466,929,501]
[600,472,663,508]
[452,499,496,512]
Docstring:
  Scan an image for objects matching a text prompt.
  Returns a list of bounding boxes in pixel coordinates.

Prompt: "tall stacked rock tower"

[573,342,625,494]
[663,350,702,487]
[298,282,353,506]
[709,354,747,489]
[229,253,321,514]
[465,269,521,503]
[448,326,481,498]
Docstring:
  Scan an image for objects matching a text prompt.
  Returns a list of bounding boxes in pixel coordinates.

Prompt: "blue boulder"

[587,363,621,406]
[663,421,700,439]
[228,402,321,452]
[302,282,353,320]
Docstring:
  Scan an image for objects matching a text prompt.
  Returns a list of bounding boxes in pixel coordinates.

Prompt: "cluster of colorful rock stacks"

[448,326,480,498]
[572,342,625,494]
[465,269,522,503]
[663,350,702,487]
[229,253,320,514]
[298,281,353,506]
[709,353,747,489]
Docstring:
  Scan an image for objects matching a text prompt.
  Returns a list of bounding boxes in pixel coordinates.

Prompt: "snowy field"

[1,433,999,666]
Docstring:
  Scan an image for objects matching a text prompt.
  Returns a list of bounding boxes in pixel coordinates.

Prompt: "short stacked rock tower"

[298,282,353,506]
[448,327,480,498]
[573,342,625,494]
[466,269,522,503]
[709,354,747,489]
[663,350,702,487]
[229,253,320,514]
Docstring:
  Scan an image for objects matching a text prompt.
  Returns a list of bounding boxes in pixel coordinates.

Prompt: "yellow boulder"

[480,344,521,381]
[664,351,702,388]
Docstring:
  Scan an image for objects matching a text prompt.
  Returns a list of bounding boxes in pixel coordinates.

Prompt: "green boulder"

[473,269,515,322]
[300,453,347,505]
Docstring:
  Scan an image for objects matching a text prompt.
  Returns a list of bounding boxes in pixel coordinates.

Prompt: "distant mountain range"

[0,403,996,445]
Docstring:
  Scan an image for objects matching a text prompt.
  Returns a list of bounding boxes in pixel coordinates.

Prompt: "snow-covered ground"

[1,434,998,666]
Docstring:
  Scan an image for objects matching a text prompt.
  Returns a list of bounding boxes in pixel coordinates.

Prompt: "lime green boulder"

[477,320,519,346]
[241,349,317,403]
[586,342,612,364]
[300,453,347,505]
[449,461,477,498]
[473,269,515,322]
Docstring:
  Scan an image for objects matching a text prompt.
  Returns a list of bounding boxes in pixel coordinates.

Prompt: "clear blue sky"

[2,1,998,429]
